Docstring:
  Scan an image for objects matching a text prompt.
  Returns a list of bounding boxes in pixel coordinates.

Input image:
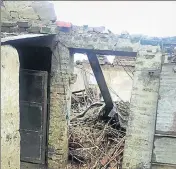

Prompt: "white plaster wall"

[72,64,134,102]
[1,45,20,169]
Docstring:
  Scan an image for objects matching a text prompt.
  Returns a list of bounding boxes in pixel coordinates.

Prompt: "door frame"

[19,69,48,164]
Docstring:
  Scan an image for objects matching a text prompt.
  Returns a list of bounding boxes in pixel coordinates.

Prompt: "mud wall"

[1,45,20,169]
[72,64,134,101]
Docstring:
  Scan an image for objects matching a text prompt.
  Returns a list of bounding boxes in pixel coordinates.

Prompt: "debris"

[69,62,130,168]
[68,100,129,169]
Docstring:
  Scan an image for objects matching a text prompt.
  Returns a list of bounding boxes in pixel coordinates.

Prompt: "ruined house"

[1,1,176,169]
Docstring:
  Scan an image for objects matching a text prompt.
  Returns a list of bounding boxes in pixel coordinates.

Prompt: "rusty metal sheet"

[156,64,176,135]
[152,136,176,165]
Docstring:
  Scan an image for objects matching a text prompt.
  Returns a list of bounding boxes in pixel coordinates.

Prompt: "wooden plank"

[156,64,176,135]
[152,136,176,165]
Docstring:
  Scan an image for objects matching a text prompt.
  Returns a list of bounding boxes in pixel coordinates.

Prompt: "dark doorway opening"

[15,45,52,167]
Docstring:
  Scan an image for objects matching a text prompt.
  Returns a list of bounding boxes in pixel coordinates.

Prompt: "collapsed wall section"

[1,45,20,169]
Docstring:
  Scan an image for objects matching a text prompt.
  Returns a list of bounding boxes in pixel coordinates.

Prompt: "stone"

[93,26,105,33]
[31,2,57,21]
[19,6,39,20]
[87,27,94,32]
[3,1,33,12]
[1,7,12,21]
[10,11,19,19]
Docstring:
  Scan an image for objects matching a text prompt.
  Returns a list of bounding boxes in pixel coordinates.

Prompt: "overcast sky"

[52,1,176,37]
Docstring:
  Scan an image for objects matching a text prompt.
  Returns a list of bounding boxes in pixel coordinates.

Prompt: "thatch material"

[68,101,129,169]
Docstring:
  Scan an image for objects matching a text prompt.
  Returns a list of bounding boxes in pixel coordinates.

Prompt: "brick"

[48,44,71,169]
[93,26,105,33]
[27,26,40,33]
[9,26,18,33]
[1,22,17,27]
[1,27,10,33]
[18,27,26,33]
[40,26,51,34]
[17,21,31,28]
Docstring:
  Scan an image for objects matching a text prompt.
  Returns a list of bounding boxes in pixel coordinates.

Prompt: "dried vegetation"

[67,90,130,169]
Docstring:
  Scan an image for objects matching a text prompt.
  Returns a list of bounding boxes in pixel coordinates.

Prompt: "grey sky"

[52,1,176,37]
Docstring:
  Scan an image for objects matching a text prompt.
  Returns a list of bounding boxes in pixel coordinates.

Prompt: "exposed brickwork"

[1,1,57,35]
[48,42,73,169]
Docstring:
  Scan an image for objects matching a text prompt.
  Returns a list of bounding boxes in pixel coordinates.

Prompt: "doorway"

[16,46,52,166]
[20,69,48,164]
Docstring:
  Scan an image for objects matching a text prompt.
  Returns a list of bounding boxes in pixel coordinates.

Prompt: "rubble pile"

[68,101,130,169]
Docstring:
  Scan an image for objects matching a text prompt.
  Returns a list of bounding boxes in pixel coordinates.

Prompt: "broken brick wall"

[122,45,162,169]
[1,1,57,35]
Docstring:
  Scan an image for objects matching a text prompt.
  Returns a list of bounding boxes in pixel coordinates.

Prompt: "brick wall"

[56,31,139,52]
[48,42,73,169]
[122,45,162,169]
[1,1,57,35]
